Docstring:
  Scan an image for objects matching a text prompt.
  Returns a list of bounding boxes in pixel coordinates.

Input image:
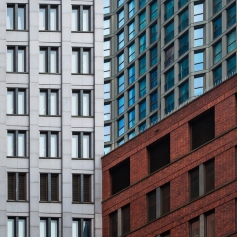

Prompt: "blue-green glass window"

[151,2,158,21]
[118,31,124,50]
[150,24,158,43]
[118,53,124,71]
[179,80,189,104]
[118,75,124,93]
[128,109,135,128]
[179,9,188,32]
[118,10,124,28]
[213,65,222,86]
[213,41,222,64]
[151,114,158,125]
[194,27,204,47]
[128,130,135,140]
[227,55,236,76]
[128,87,135,106]
[139,56,146,75]
[179,32,189,56]
[165,92,174,114]
[118,96,124,114]
[118,139,124,146]
[139,100,146,120]
[194,76,204,96]
[179,56,189,80]
[128,65,135,84]
[139,11,146,31]
[213,16,222,39]
[194,51,204,71]
[128,44,135,62]
[179,0,188,9]
[227,5,236,28]
[165,68,174,91]
[104,0,110,14]
[128,21,135,40]
[118,117,124,136]
[150,69,158,88]
[151,47,158,66]
[227,30,236,53]
[140,0,146,8]
[128,0,135,18]
[139,122,146,132]
[139,78,146,97]
[165,0,174,20]
[151,92,158,111]
[165,22,174,44]
[213,0,222,14]
[104,146,110,154]
[118,0,124,6]
[139,34,146,53]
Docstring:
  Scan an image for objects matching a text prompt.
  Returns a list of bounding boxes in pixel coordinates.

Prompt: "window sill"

[72,202,93,204]
[39,157,61,159]
[71,73,93,76]
[71,31,93,33]
[7,156,28,159]
[7,114,28,116]
[39,201,60,203]
[6,72,28,74]
[39,72,61,75]
[6,29,28,32]
[39,30,61,32]
[72,158,93,160]
[7,200,28,202]
[71,115,93,118]
[39,115,61,117]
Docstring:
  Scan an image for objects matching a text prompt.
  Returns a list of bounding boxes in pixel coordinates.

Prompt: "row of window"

[7,131,92,158]
[7,47,93,74]
[8,217,91,237]
[7,4,92,32]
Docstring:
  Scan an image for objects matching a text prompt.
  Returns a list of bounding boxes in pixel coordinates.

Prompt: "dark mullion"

[48,131,51,157]
[48,218,51,237]
[15,131,18,157]
[80,219,83,237]
[15,88,18,114]
[48,89,51,115]
[47,48,50,73]
[80,48,83,73]
[80,132,83,158]
[80,174,83,202]
[16,173,19,200]
[47,5,50,31]
[48,174,51,201]
[80,90,83,116]
[80,6,83,31]
[14,5,18,30]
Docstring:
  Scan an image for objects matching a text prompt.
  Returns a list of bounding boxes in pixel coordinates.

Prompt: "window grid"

[7,4,26,30]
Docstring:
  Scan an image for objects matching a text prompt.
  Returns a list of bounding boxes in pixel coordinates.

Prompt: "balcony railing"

[179,66,189,80]
[179,91,189,104]
[165,102,174,114]
[165,54,174,68]
[165,78,174,91]
[164,7,174,21]
[179,18,188,32]
[165,31,174,44]
[179,43,189,56]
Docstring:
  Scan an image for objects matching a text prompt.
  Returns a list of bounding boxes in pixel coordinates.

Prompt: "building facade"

[103,0,237,152]
[0,0,103,236]
[102,73,237,237]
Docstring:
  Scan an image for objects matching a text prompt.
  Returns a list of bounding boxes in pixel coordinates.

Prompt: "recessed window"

[213,41,222,64]
[179,0,188,8]
[194,51,204,71]
[8,173,26,201]
[147,189,156,222]
[139,55,146,75]
[118,74,125,93]
[104,0,110,14]
[118,0,124,7]
[118,31,125,50]
[139,100,146,120]
[118,96,124,114]
[227,55,236,77]
[128,0,135,18]
[165,0,174,21]
[72,132,91,158]
[213,0,222,14]
[72,48,91,74]
[128,65,135,84]
[104,104,111,120]
[118,10,124,28]
[128,43,135,62]
[151,114,158,125]
[128,109,135,128]
[40,131,59,158]
[72,174,91,202]
[150,1,158,20]
[110,158,130,195]
[179,32,189,56]
[72,90,91,116]
[140,0,146,9]
[104,125,111,142]
[190,218,200,237]
[150,69,158,88]
[165,92,174,114]
[118,53,125,71]
[227,30,236,53]
[7,89,26,115]
[139,78,146,97]
[206,211,215,237]
[104,40,110,56]
[150,24,158,44]
[104,61,111,78]
[194,3,204,22]
[40,89,59,116]
[72,6,90,31]
[39,47,59,73]
[179,80,189,104]
[213,65,222,86]
[227,4,236,28]
[104,18,110,35]
[139,34,146,53]
[194,76,204,96]
[213,16,222,39]
[7,131,26,157]
[179,9,188,32]
[40,173,58,202]
[7,46,26,73]
[72,219,91,237]
[40,5,59,31]
[194,27,204,47]
[104,82,110,99]
[139,11,146,30]
[150,47,158,66]
[190,109,215,150]
[128,21,135,40]
[8,217,26,237]
[165,68,174,91]
[151,92,158,111]
[165,22,174,44]
[165,46,174,67]
[139,122,146,133]
[128,130,135,140]
[179,56,189,80]
[104,146,111,155]
[118,117,124,136]
[40,218,58,237]
[7,4,26,30]
[128,87,135,106]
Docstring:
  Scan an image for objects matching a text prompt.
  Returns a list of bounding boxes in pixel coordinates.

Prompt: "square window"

[8,217,26,237]
[40,218,58,237]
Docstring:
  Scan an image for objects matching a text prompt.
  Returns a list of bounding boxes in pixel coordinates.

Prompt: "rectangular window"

[194,76,204,96]
[104,125,111,142]
[190,108,215,150]
[7,131,26,157]
[104,83,110,99]
[165,22,174,44]
[72,219,91,237]
[128,65,135,84]
[150,24,158,43]
[161,183,170,215]
[148,134,170,173]
[40,173,58,202]
[72,132,91,158]
[227,55,236,77]
[40,218,58,237]
[128,0,135,18]
[179,80,189,104]
[128,21,135,40]
[7,46,26,73]
[72,174,91,203]
[8,217,26,237]
[213,41,222,64]
[110,212,118,237]
[194,51,204,71]
[179,0,188,8]
[72,48,91,74]
[139,34,146,53]
[204,159,215,193]
[122,205,130,235]
[165,46,174,67]
[104,61,111,78]
[72,90,91,116]
[7,89,26,115]
[151,92,158,111]
[128,44,135,62]
[104,40,110,56]
[118,53,124,71]
[39,132,58,158]
[128,87,135,106]
[165,0,174,20]
[104,146,111,155]
[104,104,111,120]
[139,78,146,97]
[104,18,110,35]
[151,1,158,20]
[110,158,130,195]
[72,6,90,31]
[118,31,125,50]
[39,47,58,73]
[151,114,158,125]
[165,92,174,114]
[139,122,146,133]
[151,47,158,66]
[118,75,125,93]
[7,4,26,30]
[118,117,124,136]
[194,27,204,47]
[190,218,200,237]
[179,32,189,56]
[40,5,58,31]
[151,69,158,88]
[139,100,146,120]
[139,56,146,75]
[8,173,26,201]
[165,68,174,91]
[139,11,146,31]
[118,0,124,7]
[128,109,135,128]
[227,4,236,28]
[140,0,146,8]
[179,9,188,32]
[118,10,124,28]
[147,190,156,222]
[213,65,222,86]
[206,212,215,237]
[213,0,222,14]
[128,130,135,140]
[190,167,199,200]
[104,0,110,14]
[179,56,189,80]
[194,3,204,22]
[118,96,124,114]
[213,16,222,39]
[40,89,58,116]
[227,30,236,53]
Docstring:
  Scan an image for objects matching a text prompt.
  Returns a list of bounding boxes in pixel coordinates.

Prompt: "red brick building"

[102,74,237,237]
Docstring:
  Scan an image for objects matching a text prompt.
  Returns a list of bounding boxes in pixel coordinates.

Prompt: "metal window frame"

[7,4,26,30]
